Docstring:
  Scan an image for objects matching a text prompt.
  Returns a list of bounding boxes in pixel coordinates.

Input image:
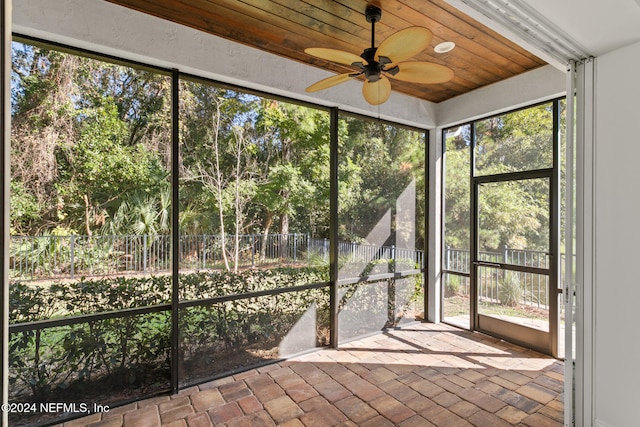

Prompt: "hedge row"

[9,267,329,406]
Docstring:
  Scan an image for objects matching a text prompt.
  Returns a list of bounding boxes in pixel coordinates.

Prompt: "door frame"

[468,99,561,357]
[471,171,558,356]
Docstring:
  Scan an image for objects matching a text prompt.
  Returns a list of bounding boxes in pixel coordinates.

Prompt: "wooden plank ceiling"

[105,0,546,103]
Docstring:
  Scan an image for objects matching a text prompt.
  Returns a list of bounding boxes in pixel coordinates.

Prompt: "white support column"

[564,61,575,427]
[2,0,12,423]
[427,128,442,323]
[574,58,596,427]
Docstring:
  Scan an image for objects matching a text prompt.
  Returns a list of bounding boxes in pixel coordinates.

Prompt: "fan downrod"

[352,6,398,83]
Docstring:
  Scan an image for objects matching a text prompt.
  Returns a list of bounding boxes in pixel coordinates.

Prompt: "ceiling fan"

[305,5,454,105]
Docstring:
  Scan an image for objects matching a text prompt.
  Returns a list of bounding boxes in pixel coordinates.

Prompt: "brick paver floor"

[57,322,564,426]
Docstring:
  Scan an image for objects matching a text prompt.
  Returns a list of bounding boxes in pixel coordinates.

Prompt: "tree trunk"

[218,204,230,271]
[211,101,230,271]
[232,127,244,272]
[83,194,92,236]
[261,212,273,261]
[279,212,289,259]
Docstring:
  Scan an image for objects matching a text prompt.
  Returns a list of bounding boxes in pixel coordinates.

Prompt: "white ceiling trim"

[445,0,592,69]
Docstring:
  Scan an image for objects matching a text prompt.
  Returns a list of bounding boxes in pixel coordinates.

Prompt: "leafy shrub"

[338,258,423,340]
[178,267,330,381]
[498,271,523,307]
[49,275,172,314]
[9,282,57,323]
[9,266,329,404]
[444,274,470,298]
[179,266,328,301]
[9,283,62,402]
[9,279,173,404]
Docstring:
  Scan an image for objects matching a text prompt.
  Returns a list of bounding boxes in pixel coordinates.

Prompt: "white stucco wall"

[593,39,640,427]
[437,64,566,127]
[12,0,437,129]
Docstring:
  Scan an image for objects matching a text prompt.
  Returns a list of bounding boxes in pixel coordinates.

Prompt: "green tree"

[475,104,553,175]
[56,99,169,235]
[253,101,330,256]
[11,44,78,233]
[9,181,41,234]
[11,41,172,236]
[338,118,425,247]
[443,126,471,250]
[179,83,260,270]
[444,103,556,253]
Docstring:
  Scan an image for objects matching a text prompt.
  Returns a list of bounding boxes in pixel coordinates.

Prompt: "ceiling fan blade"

[390,62,454,84]
[375,27,432,63]
[362,76,391,105]
[306,73,354,92]
[305,48,365,66]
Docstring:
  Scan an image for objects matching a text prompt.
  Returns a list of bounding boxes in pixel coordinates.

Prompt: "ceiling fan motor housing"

[360,47,381,82]
[365,5,382,23]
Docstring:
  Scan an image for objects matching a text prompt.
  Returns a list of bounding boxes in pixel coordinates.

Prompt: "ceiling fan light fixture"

[435,41,456,53]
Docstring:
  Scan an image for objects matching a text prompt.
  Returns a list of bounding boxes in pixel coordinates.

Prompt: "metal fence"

[444,246,551,309]
[9,233,312,281]
[308,238,424,272]
[9,233,425,281]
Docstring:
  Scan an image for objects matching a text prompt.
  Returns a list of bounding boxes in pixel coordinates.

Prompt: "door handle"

[473,261,502,268]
